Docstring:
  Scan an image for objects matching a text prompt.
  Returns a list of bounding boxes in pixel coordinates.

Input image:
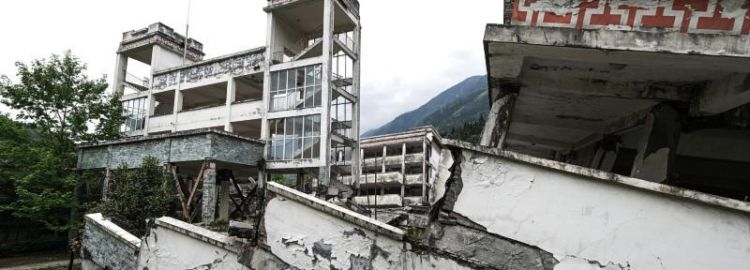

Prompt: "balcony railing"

[146,100,264,133]
[152,48,265,91]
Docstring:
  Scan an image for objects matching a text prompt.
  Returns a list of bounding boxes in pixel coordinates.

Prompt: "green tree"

[0,51,125,233]
[99,157,174,236]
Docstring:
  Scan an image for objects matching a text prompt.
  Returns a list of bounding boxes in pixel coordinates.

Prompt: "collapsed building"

[80,0,750,269]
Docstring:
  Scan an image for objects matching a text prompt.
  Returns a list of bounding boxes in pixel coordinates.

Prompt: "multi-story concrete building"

[109,0,362,192]
[342,127,442,208]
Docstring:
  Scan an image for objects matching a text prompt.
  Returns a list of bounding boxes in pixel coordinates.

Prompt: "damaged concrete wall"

[137,217,249,270]
[81,214,141,270]
[451,148,750,270]
[263,196,405,269]
[258,183,477,270]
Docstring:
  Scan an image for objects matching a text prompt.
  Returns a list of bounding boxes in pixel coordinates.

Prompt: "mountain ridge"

[363,75,489,142]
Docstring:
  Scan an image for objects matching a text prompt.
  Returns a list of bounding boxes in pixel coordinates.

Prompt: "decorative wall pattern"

[152,50,265,91]
[511,0,750,35]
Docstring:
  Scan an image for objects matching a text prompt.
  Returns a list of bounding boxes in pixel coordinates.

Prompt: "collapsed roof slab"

[483,24,750,153]
[77,129,265,170]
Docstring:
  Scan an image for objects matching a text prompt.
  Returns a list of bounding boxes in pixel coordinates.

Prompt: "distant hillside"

[363,75,489,143]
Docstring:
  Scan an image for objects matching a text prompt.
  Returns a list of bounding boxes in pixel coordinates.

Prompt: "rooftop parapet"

[119,22,205,62]
[266,0,359,17]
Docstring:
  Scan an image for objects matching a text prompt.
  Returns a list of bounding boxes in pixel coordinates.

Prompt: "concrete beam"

[694,73,750,116]
[485,24,750,60]
[506,134,575,151]
[523,71,696,102]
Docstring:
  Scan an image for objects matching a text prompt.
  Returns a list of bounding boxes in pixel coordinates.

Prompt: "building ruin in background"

[80,0,750,269]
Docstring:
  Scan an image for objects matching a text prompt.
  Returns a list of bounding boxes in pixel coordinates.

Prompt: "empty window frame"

[331,96,352,138]
[121,97,147,132]
[270,65,322,112]
[269,115,321,160]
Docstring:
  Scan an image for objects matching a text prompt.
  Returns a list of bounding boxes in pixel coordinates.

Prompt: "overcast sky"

[0,0,503,132]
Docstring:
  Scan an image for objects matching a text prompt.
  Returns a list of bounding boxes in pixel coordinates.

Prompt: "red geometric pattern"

[511,0,750,35]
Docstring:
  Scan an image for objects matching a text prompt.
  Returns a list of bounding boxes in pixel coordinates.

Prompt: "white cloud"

[0,0,503,131]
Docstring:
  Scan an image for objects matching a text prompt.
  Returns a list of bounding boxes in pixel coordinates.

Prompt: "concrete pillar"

[217,180,230,222]
[225,78,237,132]
[319,0,335,188]
[381,146,387,173]
[112,54,128,96]
[351,23,362,190]
[102,168,114,201]
[480,91,517,149]
[400,143,406,202]
[201,162,217,224]
[421,138,427,204]
[631,105,681,183]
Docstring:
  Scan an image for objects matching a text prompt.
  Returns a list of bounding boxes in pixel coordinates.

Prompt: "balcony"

[151,48,266,92]
[352,194,401,208]
[147,100,264,133]
[341,172,423,187]
[361,153,425,169]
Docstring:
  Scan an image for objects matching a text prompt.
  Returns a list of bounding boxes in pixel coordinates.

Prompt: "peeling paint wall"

[264,197,405,269]
[137,218,249,270]
[453,149,750,270]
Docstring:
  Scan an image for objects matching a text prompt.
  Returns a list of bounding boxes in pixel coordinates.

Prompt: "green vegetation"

[0,51,124,247]
[96,157,175,237]
[363,75,489,141]
[444,114,485,144]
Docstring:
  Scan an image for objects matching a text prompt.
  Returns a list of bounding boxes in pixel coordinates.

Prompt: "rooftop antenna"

[182,0,192,65]
[172,0,192,131]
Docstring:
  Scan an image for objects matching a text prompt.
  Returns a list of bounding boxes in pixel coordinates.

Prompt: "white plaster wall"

[264,196,471,270]
[137,224,249,270]
[151,45,190,72]
[264,197,405,269]
[176,105,226,131]
[453,150,750,270]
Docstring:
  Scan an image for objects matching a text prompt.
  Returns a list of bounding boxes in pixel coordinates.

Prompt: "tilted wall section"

[81,214,141,270]
[450,146,750,269]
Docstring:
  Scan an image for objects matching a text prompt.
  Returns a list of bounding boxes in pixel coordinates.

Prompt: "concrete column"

[102,168,114,201]
[357,148,364,191]
[201,162,217,224]
[381,146,387,173]
[480,90,517,149]
[217,180,230,222]
[400,143,406,202]
[112,54,128,97]
[225,78,237,132]
[631,105,681,183]
[351,23,362,189]
[421,139,427,204]
[318,0,335,188]
[172,80,184,132]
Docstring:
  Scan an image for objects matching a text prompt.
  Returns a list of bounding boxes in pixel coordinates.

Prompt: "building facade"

[111,0,361,191]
